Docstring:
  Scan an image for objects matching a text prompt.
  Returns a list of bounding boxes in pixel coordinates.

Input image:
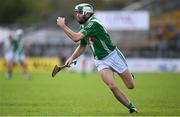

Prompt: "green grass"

[0,71,180,116]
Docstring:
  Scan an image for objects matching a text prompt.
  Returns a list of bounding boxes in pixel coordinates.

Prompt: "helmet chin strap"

[84,12,93,22]
[84,16,90,23]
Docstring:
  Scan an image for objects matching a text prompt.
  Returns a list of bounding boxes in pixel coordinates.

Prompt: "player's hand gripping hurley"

[52,60,77,78]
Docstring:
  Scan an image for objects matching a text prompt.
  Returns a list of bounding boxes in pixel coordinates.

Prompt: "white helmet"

[75,3,94,15]
[16,29,23,35]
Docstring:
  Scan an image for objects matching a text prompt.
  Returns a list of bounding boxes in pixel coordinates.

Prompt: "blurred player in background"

[4,29,29,80]
[3,32,14,79]
[57,3,137,113]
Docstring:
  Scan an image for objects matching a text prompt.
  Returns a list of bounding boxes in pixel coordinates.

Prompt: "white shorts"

[14,54,26,63]
[5,51,26,63]
[94,48,128,74]
[5,51,13,62]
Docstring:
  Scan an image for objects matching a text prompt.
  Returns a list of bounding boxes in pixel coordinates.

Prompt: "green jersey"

[12,37,24,55]
[80,17,116,60]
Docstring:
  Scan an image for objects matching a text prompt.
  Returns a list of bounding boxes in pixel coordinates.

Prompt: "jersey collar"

[84,16,94,26]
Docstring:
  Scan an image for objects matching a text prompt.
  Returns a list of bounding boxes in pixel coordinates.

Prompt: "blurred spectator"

[155,22,167,57]
[165,22,177,51]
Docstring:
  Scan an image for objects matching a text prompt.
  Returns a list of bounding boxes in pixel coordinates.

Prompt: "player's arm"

[57,17,84,42]
[71,45,85,59]
[65,45,85,66]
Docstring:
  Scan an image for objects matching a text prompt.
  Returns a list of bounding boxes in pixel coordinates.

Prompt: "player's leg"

[19,54,29,79]
[114,49,137,113]
[95,49,137,113]
[5,52,13,79]
[6,61,13,79]
[19,60,29,79]
[111,48,138,113]
[119,69,137,113]
[99,68,131,108]
[119,69,135,89]
[19,60,27,73]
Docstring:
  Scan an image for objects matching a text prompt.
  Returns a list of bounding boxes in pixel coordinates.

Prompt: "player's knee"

[127,84,135,89]
[108,83,118,90]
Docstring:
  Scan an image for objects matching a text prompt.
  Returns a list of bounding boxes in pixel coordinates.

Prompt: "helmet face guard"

[75,3,94,15]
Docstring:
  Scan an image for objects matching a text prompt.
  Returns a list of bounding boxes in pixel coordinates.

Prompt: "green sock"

[128,103,136,109]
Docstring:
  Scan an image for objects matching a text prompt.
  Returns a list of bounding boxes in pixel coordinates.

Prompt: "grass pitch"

[0,71,180,116]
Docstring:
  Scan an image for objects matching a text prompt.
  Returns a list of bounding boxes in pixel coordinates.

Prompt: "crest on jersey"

[88,37,95,45]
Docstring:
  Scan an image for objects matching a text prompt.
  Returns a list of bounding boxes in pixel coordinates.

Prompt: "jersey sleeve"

[80,21,98,42]
[79,39,87,47]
